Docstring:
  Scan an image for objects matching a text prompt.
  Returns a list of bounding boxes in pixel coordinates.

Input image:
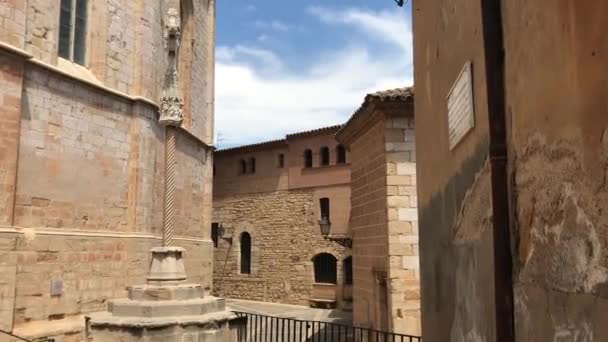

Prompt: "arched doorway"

[313,253,337,284]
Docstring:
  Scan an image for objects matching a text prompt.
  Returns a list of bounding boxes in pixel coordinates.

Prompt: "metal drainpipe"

[479,1,516,342]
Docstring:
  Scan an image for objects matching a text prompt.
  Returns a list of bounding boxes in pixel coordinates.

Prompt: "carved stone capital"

[159,96,184,126]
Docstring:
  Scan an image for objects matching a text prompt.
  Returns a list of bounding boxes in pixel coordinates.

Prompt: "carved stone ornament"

[163,7,181,49]
[159,7,184,127]
[159,96,184,126]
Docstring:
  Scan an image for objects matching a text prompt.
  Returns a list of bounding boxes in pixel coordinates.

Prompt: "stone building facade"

[413,0,608,341]
[212,126,353,309]
[0,0,215,340]
[336,88,420,335]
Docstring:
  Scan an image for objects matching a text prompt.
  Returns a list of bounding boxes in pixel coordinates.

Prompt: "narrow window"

[313,253,337,284]
[320,197,330,220]
[320,146,330,166]
[337,144,346,164]
[239,160,247,175]
[304,149,313,168]
[211,223,219,248]
[240,232,251,274]
[249,157,256,174]
[278,154,285,168]
[344,256,353,285]
[59,0,88,65]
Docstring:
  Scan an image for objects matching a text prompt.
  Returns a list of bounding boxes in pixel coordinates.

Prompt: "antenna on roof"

[216,131,226,148]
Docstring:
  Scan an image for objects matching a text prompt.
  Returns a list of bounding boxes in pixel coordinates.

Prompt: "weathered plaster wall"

[212,189,349,307]
[503,1,608,340]
[412,0,495,340]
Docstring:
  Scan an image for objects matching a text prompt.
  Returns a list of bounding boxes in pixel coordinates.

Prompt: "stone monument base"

[86,248,246,341]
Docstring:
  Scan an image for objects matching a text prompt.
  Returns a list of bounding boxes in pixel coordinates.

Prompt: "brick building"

[0,0,215,340]
[336,88,420,335]
[212,125,353,309]
[413,0,608,341]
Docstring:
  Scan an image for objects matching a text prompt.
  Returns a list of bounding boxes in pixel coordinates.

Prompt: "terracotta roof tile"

[216,124,343,153]
[215,138,287,153]
[285,124,344,139]
[337,86,414,138]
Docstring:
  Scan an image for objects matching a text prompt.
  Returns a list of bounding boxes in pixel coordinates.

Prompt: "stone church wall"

[0,0,216,340]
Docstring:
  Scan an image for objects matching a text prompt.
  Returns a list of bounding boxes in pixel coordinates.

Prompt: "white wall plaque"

[447,62,475,150]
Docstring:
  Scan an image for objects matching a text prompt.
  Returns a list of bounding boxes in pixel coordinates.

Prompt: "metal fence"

[235,312,422,342]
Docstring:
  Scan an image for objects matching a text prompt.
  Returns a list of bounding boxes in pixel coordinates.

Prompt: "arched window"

[336,145,346,164]
[239,160,247,175]
[249,158,256,174]
[344,256,353,285]
[320,146,330,166]
[313,253,337,284]
[240,232,251,274]
[304,149,313,168]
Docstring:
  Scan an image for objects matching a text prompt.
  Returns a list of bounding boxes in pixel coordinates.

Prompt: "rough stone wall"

[0,0,26,48]
[24,0,59,64]
[15,67,132,231]
[212,189,350,307]
[503,1,608,340]
[349,119,389,330]
[0,232,208,338]
[0,1,217,340]
[384,116,420,335]
[0,52,24,227]
[185,0,215,144]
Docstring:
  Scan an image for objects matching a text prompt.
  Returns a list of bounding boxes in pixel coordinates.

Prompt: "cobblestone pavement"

[225,299,353,325]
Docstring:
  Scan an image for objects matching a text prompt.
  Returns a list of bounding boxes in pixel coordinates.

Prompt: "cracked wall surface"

[505,1,608,340]
[414,0,608,341]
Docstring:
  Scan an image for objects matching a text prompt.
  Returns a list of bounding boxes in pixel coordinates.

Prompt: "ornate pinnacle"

[159,8,184,127]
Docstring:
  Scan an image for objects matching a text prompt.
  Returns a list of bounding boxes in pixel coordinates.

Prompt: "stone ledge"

[12,314,84,339]
[87,310,239,329]
[108,296,226,318]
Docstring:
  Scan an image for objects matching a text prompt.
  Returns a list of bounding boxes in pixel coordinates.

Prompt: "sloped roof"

[216,124,343,154]
[336,87,414,144]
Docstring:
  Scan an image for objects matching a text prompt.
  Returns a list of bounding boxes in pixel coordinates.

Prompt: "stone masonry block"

[397,163,416,176]
[402,256,419,270]
[398,208,418,222]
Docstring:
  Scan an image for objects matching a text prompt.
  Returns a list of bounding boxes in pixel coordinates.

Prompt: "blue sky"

[215,1,413,148]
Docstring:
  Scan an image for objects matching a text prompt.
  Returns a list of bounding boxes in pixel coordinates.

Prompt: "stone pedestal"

[86,247,246,341]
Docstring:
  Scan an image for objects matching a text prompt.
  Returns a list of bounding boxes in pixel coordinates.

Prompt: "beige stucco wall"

[0,0,216,340]
[413,0,608,341]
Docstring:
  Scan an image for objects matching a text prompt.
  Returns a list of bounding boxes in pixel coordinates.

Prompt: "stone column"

[86,8,245,341]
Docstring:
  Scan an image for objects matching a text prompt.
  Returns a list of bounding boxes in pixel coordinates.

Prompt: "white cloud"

[307,6,412,53]
[245,4,256,11]
[215,7,413,148]
[254,19,292,32]
[257,34,269,42]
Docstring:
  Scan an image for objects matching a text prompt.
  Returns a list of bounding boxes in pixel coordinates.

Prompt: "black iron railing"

[235,312,421,342]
